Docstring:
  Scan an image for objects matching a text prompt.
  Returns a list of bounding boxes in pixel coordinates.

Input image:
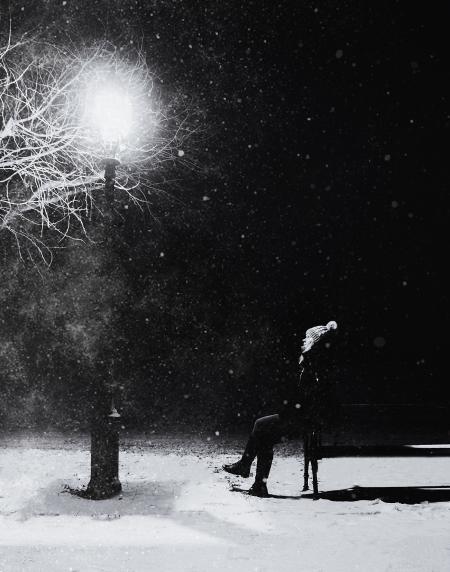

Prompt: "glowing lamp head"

[90,87,132,144]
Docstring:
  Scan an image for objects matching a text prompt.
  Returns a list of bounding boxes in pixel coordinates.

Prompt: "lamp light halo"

[88,85,133,144]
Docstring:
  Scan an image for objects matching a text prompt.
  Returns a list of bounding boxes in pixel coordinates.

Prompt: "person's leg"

[246,415,283,496]
[223,414,281,478]
[222,439,255,478]
[248,445,274,497]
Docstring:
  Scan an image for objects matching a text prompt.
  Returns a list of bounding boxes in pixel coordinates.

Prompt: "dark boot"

[223,434,258,478]
[222,460,250,478]
[248,481,269,497]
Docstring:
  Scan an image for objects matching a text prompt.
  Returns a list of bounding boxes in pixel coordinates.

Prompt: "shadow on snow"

[302,485,450,504]
[15,478,277,545]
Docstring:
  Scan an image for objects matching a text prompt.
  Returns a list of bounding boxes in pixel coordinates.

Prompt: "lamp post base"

[83,480,122,500]
[71,415,122,500]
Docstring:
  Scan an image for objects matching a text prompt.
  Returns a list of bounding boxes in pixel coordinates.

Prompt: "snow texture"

[1,435,450,571]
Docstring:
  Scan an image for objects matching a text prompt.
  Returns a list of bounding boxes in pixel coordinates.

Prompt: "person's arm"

[298,352,308,382]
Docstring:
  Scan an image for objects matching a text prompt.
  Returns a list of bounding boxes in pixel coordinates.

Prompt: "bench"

[302,404,450,497]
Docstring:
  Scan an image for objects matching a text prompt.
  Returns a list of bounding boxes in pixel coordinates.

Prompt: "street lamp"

[82,84,133,499]
[89,85,133,202]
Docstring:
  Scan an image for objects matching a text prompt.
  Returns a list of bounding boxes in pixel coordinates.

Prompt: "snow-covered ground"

[1,434,450,571]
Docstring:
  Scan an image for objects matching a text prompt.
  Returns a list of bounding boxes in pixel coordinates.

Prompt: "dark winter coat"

[280,329,339,433]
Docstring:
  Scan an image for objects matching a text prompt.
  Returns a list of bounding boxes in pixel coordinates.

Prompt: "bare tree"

[0,37,193,262]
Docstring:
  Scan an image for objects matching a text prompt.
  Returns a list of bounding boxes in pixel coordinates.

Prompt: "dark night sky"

[0,1,447,428]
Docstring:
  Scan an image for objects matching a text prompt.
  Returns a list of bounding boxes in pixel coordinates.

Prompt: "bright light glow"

[89,87,133,143]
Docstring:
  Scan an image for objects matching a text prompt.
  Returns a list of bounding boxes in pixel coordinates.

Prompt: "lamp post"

[83,87,132,499]
[84,158,122,499]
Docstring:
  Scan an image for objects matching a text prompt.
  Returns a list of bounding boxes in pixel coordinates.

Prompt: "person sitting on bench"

[222,320,338,497]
